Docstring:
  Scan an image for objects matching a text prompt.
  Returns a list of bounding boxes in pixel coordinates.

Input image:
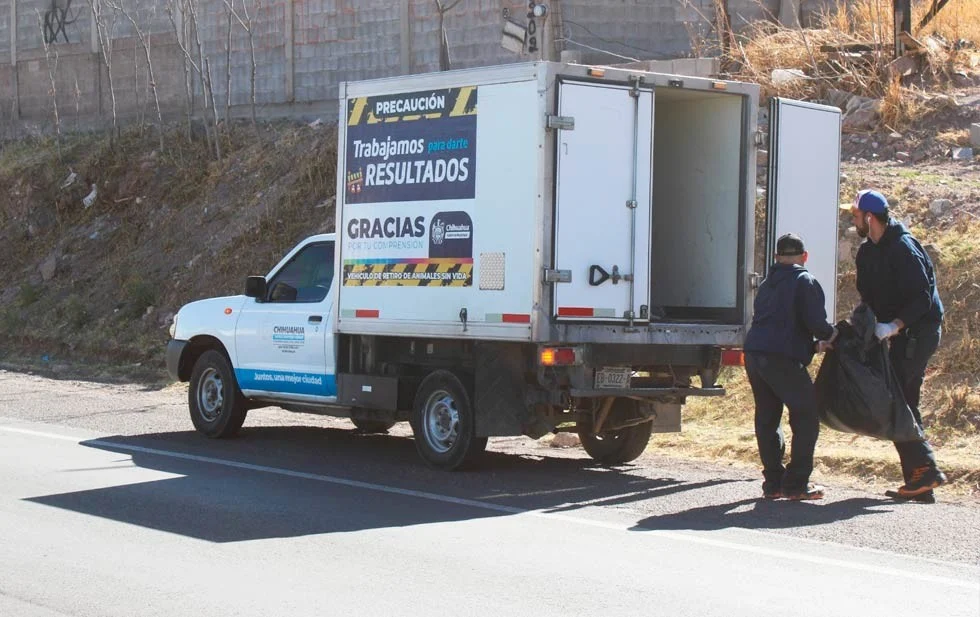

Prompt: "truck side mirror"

[245,276,267,300]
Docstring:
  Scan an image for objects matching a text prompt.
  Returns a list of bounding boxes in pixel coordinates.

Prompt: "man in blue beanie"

[843,190,947,502]
[744,233,838,500]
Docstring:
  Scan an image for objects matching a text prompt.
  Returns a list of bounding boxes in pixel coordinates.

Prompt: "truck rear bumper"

[166,339,188,382]
[569,386,726,398]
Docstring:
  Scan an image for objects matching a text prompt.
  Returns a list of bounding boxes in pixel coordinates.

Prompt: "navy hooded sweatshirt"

[744,263,835,365]
[856,219,943,330]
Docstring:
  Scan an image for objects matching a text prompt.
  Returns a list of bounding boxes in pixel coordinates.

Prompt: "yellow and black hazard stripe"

[347,86,477,126]
[343,262,473,287]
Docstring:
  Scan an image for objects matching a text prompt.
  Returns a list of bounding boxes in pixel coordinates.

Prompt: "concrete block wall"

[0,0,856,134]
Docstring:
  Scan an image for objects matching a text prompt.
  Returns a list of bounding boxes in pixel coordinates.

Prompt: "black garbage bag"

[814,305,924,443]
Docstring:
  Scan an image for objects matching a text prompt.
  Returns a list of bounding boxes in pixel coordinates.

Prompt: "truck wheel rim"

[422,390,459,454]
[198,367,224,421]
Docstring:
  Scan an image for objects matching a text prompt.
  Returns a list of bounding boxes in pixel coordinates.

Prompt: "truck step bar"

[569,386,726,398]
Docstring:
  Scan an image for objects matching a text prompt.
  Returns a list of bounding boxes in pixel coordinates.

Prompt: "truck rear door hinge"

[749,272,763,289]
[543,268,572,283]
[546,114,575,131]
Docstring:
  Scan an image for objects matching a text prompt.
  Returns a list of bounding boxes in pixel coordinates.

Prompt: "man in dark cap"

[843,189,946,501]
[744,233,838,501]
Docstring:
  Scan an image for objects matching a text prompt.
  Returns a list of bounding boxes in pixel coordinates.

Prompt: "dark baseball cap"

[776,233,805,256]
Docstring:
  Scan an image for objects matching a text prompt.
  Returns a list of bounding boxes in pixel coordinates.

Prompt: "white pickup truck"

[167,61,841,469]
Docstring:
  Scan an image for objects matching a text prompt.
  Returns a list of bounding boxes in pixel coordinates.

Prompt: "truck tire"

[188,350,248,438]
[410,370,487,470]
[350,418,395,433]
[578,399,653,465]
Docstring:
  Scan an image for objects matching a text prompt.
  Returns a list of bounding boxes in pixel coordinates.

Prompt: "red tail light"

[539,347,582,366]
[721,348,745,366]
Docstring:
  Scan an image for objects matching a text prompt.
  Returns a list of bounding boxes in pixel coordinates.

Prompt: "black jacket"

[745,263,835,365]
[856,219,943,331]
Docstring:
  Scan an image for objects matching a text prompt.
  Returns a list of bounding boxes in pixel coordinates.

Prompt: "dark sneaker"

[897,467,947,497]
[784,483,825,501]
[885,489,936,504]
[762,482,783,500]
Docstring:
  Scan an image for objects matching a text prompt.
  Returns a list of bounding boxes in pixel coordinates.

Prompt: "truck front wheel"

[410,370,487,470]
[578,399,653,465]
[188,350,248,438]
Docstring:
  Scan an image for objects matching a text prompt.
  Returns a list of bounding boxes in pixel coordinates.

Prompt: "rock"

[871,141,879,149]
[308,118,324,129]
[971,124,980,149]
[826,88,853,110]
[886,54,918,79]
[845,95,879,114]
[923,243,943,264]
[842,107,878,133]
[845,108,879,132]
[895,151,910,162]
[952,147,974,160]
[771,68,807,85]
[550,433,580,449]
[838,227,862,260]
[889,131,903,140]
[929,199,953,215]
[39,256,57,281]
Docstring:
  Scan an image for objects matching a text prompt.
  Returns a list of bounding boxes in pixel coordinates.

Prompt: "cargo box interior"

[649,87,747,324]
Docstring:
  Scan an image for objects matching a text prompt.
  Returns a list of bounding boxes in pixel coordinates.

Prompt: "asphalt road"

[1,369,978,617]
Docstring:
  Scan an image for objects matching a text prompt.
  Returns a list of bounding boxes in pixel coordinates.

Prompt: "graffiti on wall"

[43,0,82,44]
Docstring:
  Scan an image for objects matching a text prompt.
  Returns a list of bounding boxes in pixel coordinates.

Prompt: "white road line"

[2,425,979,590]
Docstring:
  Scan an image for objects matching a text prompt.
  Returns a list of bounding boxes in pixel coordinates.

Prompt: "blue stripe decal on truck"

[236,369,337,397]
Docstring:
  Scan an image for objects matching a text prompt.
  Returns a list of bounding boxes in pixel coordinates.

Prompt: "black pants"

[890,322,941,480]
[745,352,820,493]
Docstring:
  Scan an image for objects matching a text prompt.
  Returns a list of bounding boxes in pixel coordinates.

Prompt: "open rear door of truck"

[766,97,842,321]
[552,80,653,324]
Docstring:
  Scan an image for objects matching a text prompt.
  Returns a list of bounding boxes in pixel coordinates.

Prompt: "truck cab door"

[235,240,337,403]
[765,98,841,320]
[552,80,653,323]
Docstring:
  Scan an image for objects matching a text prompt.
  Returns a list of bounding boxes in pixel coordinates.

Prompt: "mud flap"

[474,342,530,437]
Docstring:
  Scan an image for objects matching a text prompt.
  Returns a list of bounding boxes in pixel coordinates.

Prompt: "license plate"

[595,367,631,389]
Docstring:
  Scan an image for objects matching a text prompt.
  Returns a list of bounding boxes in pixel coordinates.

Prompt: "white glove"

[874,322,899,341]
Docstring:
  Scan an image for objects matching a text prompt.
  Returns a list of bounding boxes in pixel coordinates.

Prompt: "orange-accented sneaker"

[897,466,947,498]
[784,484,825,501]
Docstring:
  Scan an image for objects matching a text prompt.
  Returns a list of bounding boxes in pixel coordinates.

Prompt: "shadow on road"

[632,496,887,532]
[24,424,740,543]
[25,424,887,544]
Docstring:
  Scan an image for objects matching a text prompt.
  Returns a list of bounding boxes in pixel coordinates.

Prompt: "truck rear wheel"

[410,370,487,470]
[578,399,653,464]
[188,350,248,438]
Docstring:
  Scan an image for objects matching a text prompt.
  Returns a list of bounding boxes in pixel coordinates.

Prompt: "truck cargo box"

[335,62,841,347]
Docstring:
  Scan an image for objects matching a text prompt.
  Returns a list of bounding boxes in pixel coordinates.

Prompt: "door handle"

[308,315,323,323]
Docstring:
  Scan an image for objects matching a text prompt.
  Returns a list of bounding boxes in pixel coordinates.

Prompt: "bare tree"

[224,2,233,124]
[105,0,166,150]
[165,0,195,140]
[36,9,63,159]
[166,0,221,159]
[220,0,258,131]
[89,0,120,142]
[434,0,463,71]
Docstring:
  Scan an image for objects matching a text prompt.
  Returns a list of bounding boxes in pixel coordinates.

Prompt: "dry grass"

[720,0,980,127]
